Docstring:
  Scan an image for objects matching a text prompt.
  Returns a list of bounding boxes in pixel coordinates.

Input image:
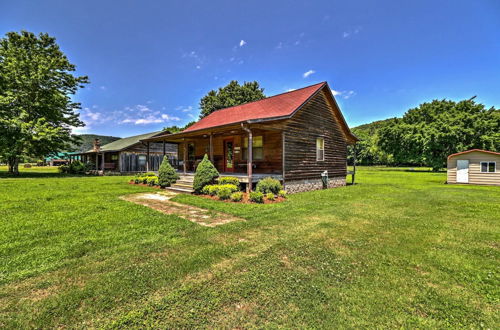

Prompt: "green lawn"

[0,166,498,328]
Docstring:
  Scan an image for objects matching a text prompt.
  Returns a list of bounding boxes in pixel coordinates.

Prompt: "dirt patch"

[120,192,244,227]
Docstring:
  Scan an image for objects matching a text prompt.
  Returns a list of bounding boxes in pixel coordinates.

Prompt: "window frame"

[480,161,496,173]
[316,137,325,161]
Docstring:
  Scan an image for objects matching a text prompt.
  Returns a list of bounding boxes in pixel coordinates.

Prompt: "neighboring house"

[45,152,71,166]
[143,82,358,193]
[72,131,177,172]
[447,149,500,186]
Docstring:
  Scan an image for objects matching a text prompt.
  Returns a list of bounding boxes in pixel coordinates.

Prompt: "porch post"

[282,131,286,188]
[209,132,214,163]
[101,152,105,173]
[183,141,187,174]
[163,140,166,157]
[352,144,356,184]
[95,153,98,171]
[247,130,253,192]
[146,141,150,172]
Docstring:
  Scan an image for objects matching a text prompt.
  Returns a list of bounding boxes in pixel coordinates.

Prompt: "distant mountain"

[71,134,121,153]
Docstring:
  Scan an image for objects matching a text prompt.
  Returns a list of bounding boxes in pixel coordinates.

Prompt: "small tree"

[158,156,179,187]
[193,154,219,193]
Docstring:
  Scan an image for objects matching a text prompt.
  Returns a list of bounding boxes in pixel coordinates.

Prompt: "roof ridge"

[206,81,326,115]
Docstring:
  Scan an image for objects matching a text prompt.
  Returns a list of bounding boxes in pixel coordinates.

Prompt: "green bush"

[58,165,69,173]
[142,176,149,184]
[218,176,240,188]
[58,160,91,174]
[158,156,179,187]
[217,186,233,200]
[208,185,219,196]
[265,192,275,201]
[249,191,264,203]
[278,190,287,198]
[256,177,282,195]
[147,176,158,186]
[201,185,211,195]
[230,191,243,202]
[193,154,219,193]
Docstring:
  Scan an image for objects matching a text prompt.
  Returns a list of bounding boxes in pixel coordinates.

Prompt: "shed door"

[456,160,469,183]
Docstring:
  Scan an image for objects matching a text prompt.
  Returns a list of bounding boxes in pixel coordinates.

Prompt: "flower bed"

[200,191,286,204]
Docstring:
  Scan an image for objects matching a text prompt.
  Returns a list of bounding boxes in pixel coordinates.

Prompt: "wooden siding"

[447,151,500,185]
[283,89,347,180]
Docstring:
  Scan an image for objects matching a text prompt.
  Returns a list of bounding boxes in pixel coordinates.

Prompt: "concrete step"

[177,179,194,184]
[172,182,194,189]
[165,186,193,194]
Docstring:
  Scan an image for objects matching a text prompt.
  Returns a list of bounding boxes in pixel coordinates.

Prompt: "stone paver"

[120,192,244,227]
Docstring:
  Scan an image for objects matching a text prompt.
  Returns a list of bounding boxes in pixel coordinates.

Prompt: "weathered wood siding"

[283,89,347,180]
[447,151,500,185]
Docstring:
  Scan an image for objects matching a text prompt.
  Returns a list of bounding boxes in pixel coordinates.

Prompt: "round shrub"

[217,186,233,200]
[278,190,287,198]
[230,191,243,202]
[256,177,282,195]
[147,176,158,186]
[208,185,219,196]
[193,154,219,193]
[158,156,179,187]
[265,192,275,201]
[144,172,157,177]
[249,191,264,203]
[218,176,240,188]
[201,185,211,195]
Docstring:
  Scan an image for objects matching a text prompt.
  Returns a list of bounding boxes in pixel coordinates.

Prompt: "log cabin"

[143,82,358,193]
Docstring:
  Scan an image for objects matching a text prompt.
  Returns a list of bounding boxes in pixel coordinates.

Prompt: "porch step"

[177,178,194,184]
[165,186,194,194]
[172,182,194,189]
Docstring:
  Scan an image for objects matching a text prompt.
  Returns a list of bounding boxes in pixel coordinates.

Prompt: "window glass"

[488,162,496,173]
[243,136,263,160]
[316,138,325,161]
[138,155,147,166]
[481,162,488,172]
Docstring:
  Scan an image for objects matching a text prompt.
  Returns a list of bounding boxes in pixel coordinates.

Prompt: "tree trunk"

[8,157,19,175]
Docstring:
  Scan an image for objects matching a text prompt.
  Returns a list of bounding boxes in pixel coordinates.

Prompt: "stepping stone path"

[120,192,243,227]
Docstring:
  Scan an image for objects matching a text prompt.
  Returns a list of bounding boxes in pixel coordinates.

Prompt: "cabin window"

[481,161,496,173]
[316,138,325,161]
[242,136,263,160]
[138,155,147,167]
[111,154,118,161]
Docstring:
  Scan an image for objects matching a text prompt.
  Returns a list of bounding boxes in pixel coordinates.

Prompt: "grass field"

[0,166,498,328]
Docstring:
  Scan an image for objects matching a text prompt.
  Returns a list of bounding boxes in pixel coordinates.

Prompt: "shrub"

[59,160,91,174]
[193,154,219,193]
[265,192,275,201]
[256,177,282,195]
[230,191,243,202]
[218,176,240,188]
[147,176,158,186]
[217,186,233,200]
[208,185,219,196]
[158,156,179,187]
[144,172,157,177]
[278,190,287,198]
[201,185,211,195]
[58,165,69,173]
[249,191,264,203]
[142,176,149,184]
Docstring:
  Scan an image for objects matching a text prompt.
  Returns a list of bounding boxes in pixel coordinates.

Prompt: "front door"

[456,159,469,183]
[223,139,234,172]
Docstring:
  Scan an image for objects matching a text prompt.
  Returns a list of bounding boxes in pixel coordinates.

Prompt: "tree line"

[349,98,499,170]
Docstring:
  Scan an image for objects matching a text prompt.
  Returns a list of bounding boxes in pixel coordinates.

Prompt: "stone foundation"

[284,176,346,194]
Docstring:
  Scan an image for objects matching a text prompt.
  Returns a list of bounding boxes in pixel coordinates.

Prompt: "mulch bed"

[199,193,286,204]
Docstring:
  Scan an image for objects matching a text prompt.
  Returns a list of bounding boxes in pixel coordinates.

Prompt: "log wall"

[283,89,347,180]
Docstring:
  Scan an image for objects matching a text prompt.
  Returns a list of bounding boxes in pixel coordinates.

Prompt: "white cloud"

[196,65,201,69]
[275,42,283,50]
[342,26,362,38]
[331,89,356,99]
[303,70,315,78]
[99,86,107,91]
[239,39,247,47]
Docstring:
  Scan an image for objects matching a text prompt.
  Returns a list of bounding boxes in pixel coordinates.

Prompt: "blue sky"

[2,0,499,137]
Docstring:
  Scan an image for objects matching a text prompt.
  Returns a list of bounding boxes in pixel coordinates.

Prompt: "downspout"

[241,123,253,192]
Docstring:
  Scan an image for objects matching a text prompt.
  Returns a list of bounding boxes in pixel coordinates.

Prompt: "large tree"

[377,98,499,171]
[199,80,265,118]
[0,31,88,174]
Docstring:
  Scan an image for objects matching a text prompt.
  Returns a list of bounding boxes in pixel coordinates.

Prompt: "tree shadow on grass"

[0,171,88,179]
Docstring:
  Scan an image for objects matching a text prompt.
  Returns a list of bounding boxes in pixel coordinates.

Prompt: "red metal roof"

[183,82,326,132]
[448,149,500,159]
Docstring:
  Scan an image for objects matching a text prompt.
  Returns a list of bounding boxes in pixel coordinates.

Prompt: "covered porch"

[143,122,286,189]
